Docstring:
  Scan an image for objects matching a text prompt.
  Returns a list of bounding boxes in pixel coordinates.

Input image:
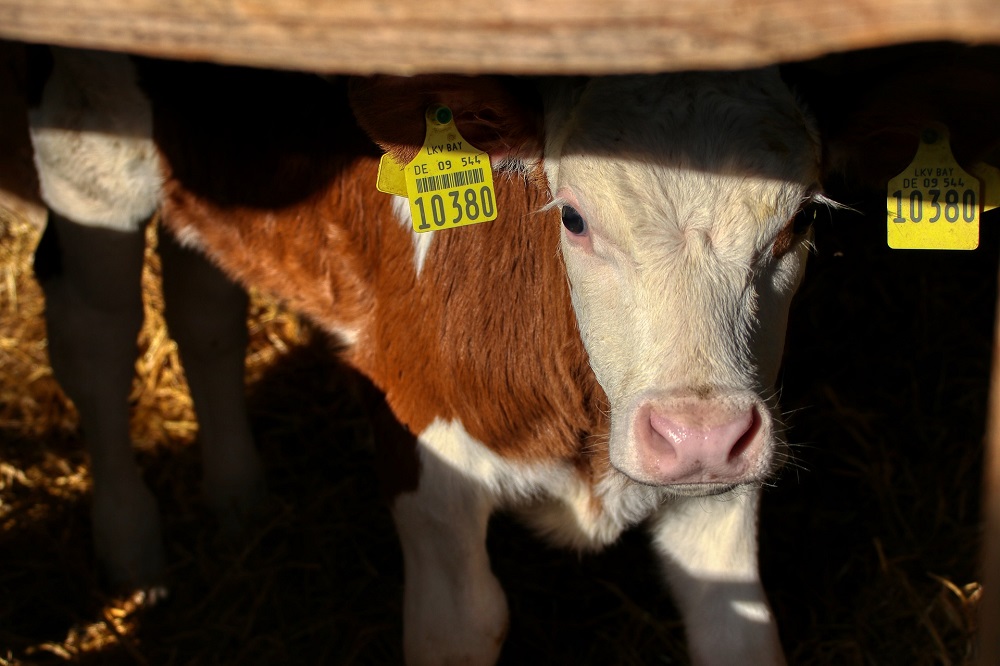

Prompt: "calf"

[22,47,264,590]
[142,63,822,664]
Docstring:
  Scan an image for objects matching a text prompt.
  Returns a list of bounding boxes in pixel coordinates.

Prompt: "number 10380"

[891,187,978,223]
[413,186,497,231]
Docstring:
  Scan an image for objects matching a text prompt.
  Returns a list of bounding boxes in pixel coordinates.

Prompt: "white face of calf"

[543,70,821,492]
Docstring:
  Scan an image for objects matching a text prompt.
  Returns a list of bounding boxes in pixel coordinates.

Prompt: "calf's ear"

[784,46,1000,199]
[348,75,544,168]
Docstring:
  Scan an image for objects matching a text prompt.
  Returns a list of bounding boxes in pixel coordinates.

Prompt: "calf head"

[350,69,822,493]
[543,72,821,491]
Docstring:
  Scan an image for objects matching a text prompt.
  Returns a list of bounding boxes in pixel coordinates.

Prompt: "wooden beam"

[0,0,999,75]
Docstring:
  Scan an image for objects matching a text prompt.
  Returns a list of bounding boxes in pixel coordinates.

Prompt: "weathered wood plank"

[0,0,999,74]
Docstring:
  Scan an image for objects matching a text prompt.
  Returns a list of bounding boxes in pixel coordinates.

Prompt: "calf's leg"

[28,47,165,588]
[157,227,264,532]
[648,488,785,666]
[391,426,509,665]
[35,214,164,588]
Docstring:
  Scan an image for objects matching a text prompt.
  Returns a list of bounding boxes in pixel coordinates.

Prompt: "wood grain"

[0,0,999,74]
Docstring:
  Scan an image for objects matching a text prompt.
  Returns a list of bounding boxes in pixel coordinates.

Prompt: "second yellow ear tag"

[887,125,980,250]
[404,105,498,233]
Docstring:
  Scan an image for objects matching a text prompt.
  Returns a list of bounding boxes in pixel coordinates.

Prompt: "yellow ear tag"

[403,105,497,233]
[377,153,408,197]
[887,125,980,250]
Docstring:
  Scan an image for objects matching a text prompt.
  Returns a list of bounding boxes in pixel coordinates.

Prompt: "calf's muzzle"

[628,391,771,489]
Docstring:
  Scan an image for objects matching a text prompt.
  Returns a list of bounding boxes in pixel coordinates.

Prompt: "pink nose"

[636,399,765,485]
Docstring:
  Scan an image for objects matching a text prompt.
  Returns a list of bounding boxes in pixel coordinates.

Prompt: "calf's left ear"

[348,75,544,168]
[782,48,1000,199]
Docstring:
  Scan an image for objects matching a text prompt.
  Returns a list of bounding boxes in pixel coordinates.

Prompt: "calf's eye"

[792,205,817,235]
[561,206,587,235]
[772,204,818,258]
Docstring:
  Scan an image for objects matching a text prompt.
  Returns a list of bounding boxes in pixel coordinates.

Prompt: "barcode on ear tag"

[403,105,497,233]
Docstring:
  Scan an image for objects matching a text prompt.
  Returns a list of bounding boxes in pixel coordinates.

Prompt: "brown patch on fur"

[356,172,605,464]
[151,65,611,498]
[771,216,797,258]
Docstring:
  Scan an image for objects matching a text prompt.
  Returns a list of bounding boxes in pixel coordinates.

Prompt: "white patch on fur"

[394,425,509,665]
[391,195,434,277]
[418,418,570,501]
[648,490,785,664]
[518,471,675,551]
[418,418,672,550]
[170,225,206,252]
[29,48,161,231]
[332,327,360,348]
[731,599,775,624]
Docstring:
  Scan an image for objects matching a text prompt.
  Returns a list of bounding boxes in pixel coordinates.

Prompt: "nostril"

[727,407,761,462]
[647,410,680,459]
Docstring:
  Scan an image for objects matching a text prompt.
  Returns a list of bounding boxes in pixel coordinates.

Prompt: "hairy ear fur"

[348,75,544,168]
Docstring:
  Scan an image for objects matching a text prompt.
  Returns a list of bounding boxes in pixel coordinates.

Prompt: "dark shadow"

[783,42,1000,198]
[761,195,998,663]
[0,40,42,214]
[0,334,403,664]
[140,60,379,210]
[0,428,110,658]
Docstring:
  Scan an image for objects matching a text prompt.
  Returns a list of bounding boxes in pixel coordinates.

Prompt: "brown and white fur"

[24,49,823,665]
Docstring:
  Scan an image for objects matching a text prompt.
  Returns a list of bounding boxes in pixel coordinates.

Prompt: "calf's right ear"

[348,75,544,169]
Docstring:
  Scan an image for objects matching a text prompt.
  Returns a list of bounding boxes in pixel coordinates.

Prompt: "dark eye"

[792,202,820,235]
[561,206,587,235]
[772,203,819,258]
